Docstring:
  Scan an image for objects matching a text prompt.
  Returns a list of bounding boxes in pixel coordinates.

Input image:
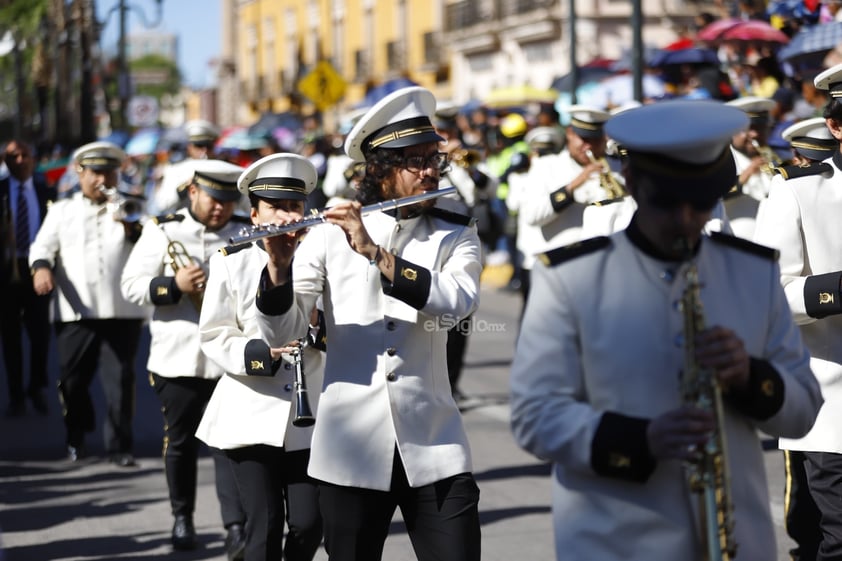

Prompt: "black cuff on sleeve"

[591,412,657,483]
[804,271,842,318]
[724,358,785,421]
[149,276,182,305]
[550,186,574,213]
[244,339,275,376]
[255,265,295,316]
[30,259,51,272]
[382,256,431,310]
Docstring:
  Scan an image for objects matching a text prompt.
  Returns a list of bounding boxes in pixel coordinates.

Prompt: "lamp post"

[102,0,164,130]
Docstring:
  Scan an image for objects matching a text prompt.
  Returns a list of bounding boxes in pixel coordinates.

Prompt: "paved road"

[0,284,796,560]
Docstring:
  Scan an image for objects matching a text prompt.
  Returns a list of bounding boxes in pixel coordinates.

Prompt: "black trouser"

[225,445,322,561]
[150,373,245,527]
[0,258,51,403]
[446,315,471,394]
[786,450,823,561]
[55,318,142,453]
[318,451,481,561]
[802,451,842,561]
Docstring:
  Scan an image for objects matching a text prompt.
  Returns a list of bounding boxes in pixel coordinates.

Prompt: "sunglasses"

[400,152,450,174]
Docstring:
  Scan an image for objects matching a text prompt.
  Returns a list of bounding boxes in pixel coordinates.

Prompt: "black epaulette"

[427,207,474,226]
[219,242,252,256]
[151,213,184,225]
[590,196,625,207]
[537,236,611,267]
[773,162,833,181]
[710,231,779,261]
[230,214,252,224]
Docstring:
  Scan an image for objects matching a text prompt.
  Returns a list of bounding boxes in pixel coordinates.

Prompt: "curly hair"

[356,148,404,205]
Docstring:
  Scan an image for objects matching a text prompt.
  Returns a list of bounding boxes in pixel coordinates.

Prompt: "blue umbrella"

[649,48,720,68]
[777,21,842,63]
[125,128,161,156]
[361,77,419,107]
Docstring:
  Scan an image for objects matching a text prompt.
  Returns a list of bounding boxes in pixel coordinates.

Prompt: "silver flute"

[228,186,457,246]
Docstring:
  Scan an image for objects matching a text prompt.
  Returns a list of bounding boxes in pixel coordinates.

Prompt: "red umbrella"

[720,20,789,43]
[697,18,744,42]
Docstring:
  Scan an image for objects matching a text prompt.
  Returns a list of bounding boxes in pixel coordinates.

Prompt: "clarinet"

[287,338,315,427]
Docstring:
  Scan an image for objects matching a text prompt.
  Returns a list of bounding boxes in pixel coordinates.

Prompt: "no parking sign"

[128,95,159,127]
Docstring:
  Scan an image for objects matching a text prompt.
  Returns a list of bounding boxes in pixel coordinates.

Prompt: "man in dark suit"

[0,139,55,417]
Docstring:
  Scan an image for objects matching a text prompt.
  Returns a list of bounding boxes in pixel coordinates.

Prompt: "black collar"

[625,213,699,263]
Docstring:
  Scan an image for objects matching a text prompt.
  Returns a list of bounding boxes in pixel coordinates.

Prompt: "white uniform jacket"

[28,191,146,321]
[725,147,773,240]
[518,150,618,261]
[195,243,322,451]
[754,156,842,453]
[121,209,250,379]
[256,207,482,491]
[511,225,821,561]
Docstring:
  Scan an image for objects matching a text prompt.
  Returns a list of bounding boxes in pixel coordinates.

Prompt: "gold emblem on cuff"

[156,286,169,296]
[401,267,418,281]
[761,379,775,397]
[250,360,265,371]
[609,453,631,468]
[819,292,835,305]
[553,191,567,203]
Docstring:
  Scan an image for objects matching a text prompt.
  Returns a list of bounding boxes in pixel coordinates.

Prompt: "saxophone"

[680,260,737,561]
[586,149,625,199]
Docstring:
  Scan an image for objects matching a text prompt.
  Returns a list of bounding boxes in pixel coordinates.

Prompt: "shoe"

[171,514,198,551]
[109,453,137,468]
[5,400,25,418]
[28,391,48,416]
[225,523,246,561]
[66,444,87,462]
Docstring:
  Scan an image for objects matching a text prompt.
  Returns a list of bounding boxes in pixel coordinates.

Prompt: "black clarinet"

[288,338,315,427]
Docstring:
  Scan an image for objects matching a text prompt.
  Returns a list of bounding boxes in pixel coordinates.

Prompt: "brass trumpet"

[750,139,782,175]
[585,149,625,199]
[99,185,146,223]
[166,240,204,312]
[451,148,481,169]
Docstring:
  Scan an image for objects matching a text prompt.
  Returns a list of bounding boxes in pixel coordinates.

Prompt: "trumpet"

[286,338,315,427]
[750,140,782,175]
[451,148,482,169]
[229,186,457,246]
[100,185,146,223]
[586,149,625,199]
[166,240,204,312]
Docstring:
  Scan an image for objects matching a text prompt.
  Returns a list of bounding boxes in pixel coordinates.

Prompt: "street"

[0,282,796,560]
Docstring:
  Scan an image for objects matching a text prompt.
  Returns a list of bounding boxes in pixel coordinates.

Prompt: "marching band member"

[723,96,777,239]
[511,100,821,561]
[753,64,842,561]
[196,153,323,561]
[155,119,222,214]
[120,160,248,556]
[253,87,482,561]
[29,141,147,466]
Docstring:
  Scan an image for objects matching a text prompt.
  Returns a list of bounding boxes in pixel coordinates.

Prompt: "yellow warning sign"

[297,61,347,111]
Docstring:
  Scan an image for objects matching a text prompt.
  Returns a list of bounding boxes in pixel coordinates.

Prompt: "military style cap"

[183,159,244,202]
[568,105,610,140]
[184,119,221,144]
[345,86,444,162]
[73,141,126,171]
[781,117,837,161]
[237,153,317,201]
[604,100,748,206]
[814,62,842,97]
[524,126,563,150]
[726,96,777,126]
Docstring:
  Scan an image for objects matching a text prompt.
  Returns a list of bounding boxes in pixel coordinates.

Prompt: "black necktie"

[16,182,29,254]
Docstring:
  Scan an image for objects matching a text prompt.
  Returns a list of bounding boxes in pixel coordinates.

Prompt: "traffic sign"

[128,95,159,127]
[297,61,347,111]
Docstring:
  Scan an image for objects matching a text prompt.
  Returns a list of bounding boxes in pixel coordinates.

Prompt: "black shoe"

[109,453,137,468]
[225,523,245,561]
[66,444,87,462]
[5,400,25,418]
[28,391,48,416]
[171,514,198,551]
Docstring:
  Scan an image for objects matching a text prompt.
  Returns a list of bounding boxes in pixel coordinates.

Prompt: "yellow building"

[233,0,449,127]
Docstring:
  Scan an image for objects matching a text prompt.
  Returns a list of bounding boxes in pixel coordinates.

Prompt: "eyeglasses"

[400,152,450,173]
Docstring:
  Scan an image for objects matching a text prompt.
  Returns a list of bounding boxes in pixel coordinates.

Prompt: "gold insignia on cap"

[401,267,418,281]
[609,453,631,468]
[156,286,169,296]
[250,360,265,371]
[819,292,835,305]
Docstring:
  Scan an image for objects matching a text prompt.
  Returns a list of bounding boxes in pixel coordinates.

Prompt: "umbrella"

[216,128,269,151]
[247,111,302,137]
[358,77,419,108]
[777,21,842,63]
[484,85,559,108]
[125,128,161,156]
[649,47,720,67]
[720,20,790,43]
[551,64,617,93]
[576,74,667,109]
[697,18,744,42]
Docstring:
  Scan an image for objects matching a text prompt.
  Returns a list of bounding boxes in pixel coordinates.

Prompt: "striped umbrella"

[777,21,842,63]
